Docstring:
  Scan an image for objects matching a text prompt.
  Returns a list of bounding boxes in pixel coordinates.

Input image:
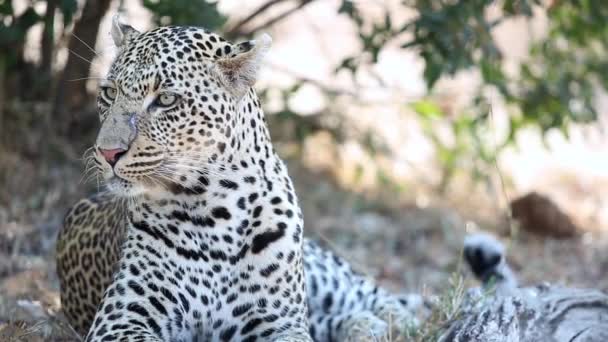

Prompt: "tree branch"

[240,0,316,37]
[268,62,357,98]
[225,0,288,38]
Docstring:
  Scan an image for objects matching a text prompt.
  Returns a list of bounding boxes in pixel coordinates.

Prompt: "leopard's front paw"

[338,311,389,342]
[380,306,419,337]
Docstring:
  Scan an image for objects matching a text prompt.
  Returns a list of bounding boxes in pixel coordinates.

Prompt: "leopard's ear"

[111,14,140,47]
[216,34,272,99]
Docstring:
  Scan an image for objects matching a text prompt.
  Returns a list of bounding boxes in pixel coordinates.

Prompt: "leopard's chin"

[105,176,147,198]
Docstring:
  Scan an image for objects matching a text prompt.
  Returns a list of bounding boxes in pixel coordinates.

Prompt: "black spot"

[209,249,227,261]
[260,263,280,277]
[179,292,190,313]
[242,336,258,342]
[252,206,263,218]
[198,176,210,186]
[127,280,145,296]
[229,244,249,265]
[129,264,140,276]
[232,303,253,317]
[323,293,333,313]
[226,293,238,303]
[251,229,285,254]
[237,197,246,210]
[263,314,279,323]
[149,296,168,315]
[116,283,126,296]
[161,287,178,304]
[103,304,114,314]
[248,193,259,203]
[212,206,231,220]
[241,317,263,335]
[167,224,179,234]
[261,328,276,337]
[249,284,262,294]
[127,302,150,318]
[219,179,239,190]
[132,220,175,249]
[147,317,162,336]
[220,325,238,341]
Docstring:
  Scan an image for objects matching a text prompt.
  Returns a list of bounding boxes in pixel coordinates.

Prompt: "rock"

[510,192,579,238]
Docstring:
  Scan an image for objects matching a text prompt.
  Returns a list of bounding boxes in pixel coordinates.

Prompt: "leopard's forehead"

[108,26,241,80]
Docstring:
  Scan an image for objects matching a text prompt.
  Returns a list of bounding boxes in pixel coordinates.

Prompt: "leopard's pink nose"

[98,147,127,167]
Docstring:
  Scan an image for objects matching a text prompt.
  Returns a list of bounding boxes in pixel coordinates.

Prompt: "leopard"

[56,17,423,342]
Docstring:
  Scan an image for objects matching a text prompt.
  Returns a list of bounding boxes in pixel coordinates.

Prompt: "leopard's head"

[93,17,271,197]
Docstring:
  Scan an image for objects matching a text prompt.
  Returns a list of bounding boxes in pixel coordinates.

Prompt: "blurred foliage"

[412,98,499,191]
[338,0,606,135]
[1,0,607,190]
[0,0,74,82]
[515,0,606,133]
[335,0,608,189]
[142,0,226,29]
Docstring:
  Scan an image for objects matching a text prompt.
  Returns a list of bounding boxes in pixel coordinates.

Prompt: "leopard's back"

[56,193,127,336]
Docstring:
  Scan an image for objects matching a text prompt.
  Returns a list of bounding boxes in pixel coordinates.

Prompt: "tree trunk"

[0,57,6,132]
[39,0,58,101]
[53,0,112,138]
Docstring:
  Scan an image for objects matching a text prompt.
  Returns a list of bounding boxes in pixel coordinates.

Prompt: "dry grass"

[404,273,468,342]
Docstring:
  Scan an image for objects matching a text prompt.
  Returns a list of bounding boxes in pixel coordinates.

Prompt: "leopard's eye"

[154,93,179,108]
[100,86,117,103]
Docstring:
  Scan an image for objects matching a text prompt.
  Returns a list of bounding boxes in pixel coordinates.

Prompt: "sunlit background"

[1,0,608,340]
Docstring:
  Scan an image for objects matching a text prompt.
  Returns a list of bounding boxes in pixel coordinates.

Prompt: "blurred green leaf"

[0,0,13,16]
[411,100,443,119]
[143,0,226,30]
[59,0,78,25]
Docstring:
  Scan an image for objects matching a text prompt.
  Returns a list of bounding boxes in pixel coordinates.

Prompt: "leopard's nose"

[98,147,127,167]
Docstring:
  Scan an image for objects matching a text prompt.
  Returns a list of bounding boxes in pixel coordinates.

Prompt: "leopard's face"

[93,25,269,197]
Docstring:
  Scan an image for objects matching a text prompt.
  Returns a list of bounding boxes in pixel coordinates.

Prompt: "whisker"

[80,164,100,184]
[68,76,108,82]
[80,172,99,185]
[67,48,96,65]
[159,163,226,178]
[153,169,219,191]
[80,146,96,160]
[71,33,101,57]
[145,174,168,191]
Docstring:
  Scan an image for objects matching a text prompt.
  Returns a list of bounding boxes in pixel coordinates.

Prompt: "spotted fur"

[58,197,422,341]
[56,19,421,342]
[57,194,127,332]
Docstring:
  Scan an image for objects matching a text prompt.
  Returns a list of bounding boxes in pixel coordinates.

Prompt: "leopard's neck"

[124,149,302,265]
